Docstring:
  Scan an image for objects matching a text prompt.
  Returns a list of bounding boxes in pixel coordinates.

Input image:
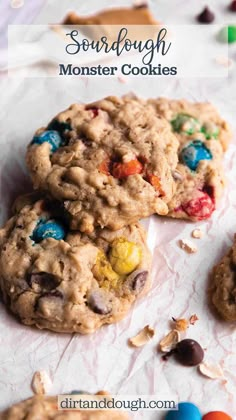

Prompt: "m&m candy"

[31,219,66,243]
[180,140,212,171]
[203,411,232,420]
[165,402,201,420]
[31,130,63,152]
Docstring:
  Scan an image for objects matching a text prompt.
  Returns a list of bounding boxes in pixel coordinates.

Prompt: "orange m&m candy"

[203,411,232,420]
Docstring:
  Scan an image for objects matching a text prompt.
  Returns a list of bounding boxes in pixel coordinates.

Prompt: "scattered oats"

[129,325,155,347]
[179,239,198,254]
[215,56,233,68]
[172,170,184,181]
[11,0,24,8]
[189,314,199,325]
[198,362,224,379]
[192,229,203,239]
[31,371,52,395]
[159,329,180,353]
[173,318,189,332]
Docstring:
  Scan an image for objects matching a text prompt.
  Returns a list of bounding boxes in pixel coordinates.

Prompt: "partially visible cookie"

[26,96,179,233]
[0,198,151,334]
[0,394,129,419]
[211,235,236,321]
[148,98,231,221]
[63,5,157,25]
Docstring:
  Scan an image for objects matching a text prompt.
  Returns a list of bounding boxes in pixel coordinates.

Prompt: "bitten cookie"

[26,96,179,233]
[211,235,236,321]
[0,198,151,334]
[0,394,128,419]
[148,98,232,221]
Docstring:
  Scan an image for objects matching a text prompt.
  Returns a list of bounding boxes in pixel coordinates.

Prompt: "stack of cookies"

[0,95,233,337]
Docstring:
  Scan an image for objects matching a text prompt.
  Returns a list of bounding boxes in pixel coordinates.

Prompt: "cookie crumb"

[173,318,189,332]
[31,371,52,395]
[129,325,155,347]
[179,239,198,254]
[189,314,199,325]
[192,229,203,239]
[198,362,224,379]
[159,330,180,353]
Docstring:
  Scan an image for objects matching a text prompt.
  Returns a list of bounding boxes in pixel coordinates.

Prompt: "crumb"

[179,239,198,254]
[129,325,155,347]
[31,371,52,395]
[189,314,199,325]
[159,330,180,353]
[192,229,203,239]
[173,318,189,332]
[198,362,224,379]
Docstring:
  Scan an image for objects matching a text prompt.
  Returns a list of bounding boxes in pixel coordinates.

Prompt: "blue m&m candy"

[181,140,212,171]
[165,402,201,420]
[31,130,62,152]
[31,219,66,243]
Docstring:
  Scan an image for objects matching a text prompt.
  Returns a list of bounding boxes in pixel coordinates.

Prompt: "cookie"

[26,96,179,232]
[0,394,128,419]
[63,5,157,26]
[211,235,236,321]
[0,198,151,333]
[148,98,232,221]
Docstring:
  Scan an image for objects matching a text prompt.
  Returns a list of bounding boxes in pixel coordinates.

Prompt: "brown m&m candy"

[175,339,204,366]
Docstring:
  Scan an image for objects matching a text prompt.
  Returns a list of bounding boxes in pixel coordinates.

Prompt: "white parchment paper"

[0,0,236,418]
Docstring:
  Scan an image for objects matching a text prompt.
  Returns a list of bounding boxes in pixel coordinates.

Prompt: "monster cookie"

[26,96,179,232]
[148,98,232,221]
[63,5,158,26]
[0,394,128,419]
[211,235,236,321]
[0,199,151,333]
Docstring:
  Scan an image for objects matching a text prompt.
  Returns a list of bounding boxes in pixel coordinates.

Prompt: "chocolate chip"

[35,290,64,313]
[229,0,236,11]
[230,260,236,272]
[41,290,64,299]
[175,339,204,366]
[27,272,61,292]
[129,270,148,293]
[88,290,112,315]
[197,7,215,23]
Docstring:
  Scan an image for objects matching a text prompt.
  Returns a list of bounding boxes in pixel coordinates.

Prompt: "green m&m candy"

[218,25,236,44]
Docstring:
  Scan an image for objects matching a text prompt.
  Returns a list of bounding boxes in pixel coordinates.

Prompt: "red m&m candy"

[203,411,232,420]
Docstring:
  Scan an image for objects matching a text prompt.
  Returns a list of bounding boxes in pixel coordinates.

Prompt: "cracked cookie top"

[26,96,179,233]
[0,198,151,334]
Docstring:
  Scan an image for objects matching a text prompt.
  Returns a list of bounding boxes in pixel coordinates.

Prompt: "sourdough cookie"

[26,96,179,232]
[211,235,236,321]
[0,394,128,419]
[63,5,157,26]
[148,98,232,221]
[0,198,151,333]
